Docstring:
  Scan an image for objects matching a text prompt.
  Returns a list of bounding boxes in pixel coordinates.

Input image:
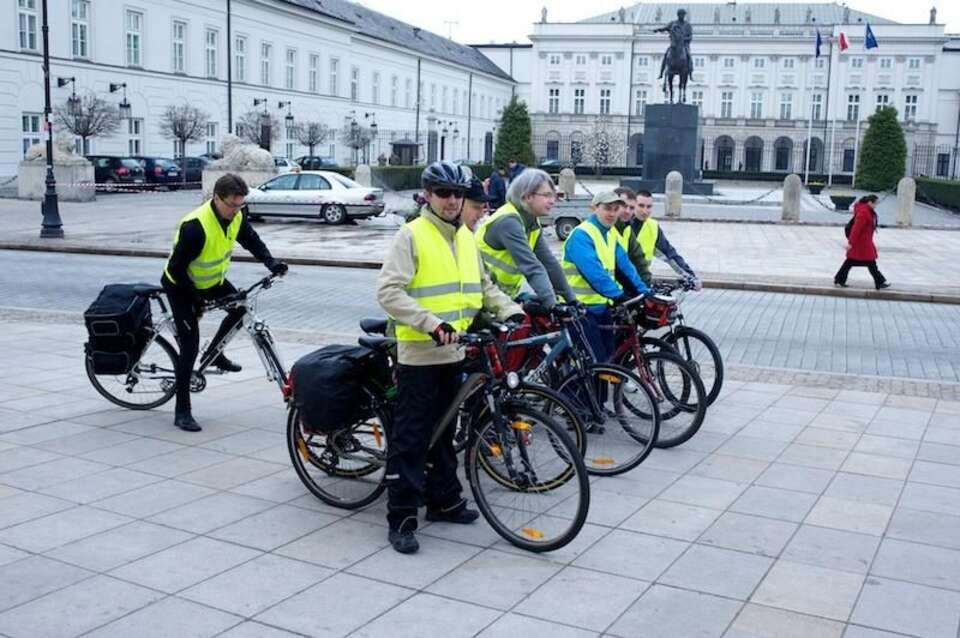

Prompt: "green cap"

[591,190,626,207]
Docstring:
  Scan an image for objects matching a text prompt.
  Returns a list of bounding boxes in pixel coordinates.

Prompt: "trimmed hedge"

[916,177,960,211]
[364,164,494,191]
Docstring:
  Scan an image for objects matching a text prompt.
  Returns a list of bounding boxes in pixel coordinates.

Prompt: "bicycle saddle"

[133,284,163,296]
[358,335,396,353]
[359,317,389,335]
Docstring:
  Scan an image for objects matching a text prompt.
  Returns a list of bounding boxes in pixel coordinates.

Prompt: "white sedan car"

[244,170,385,224]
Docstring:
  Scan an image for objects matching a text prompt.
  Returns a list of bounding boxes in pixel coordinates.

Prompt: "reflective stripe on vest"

[561,220,617,306]
[637,217,659,262]
[616,224,633,252]
[395,216,484,342]
[475,202,541,298]
[164,201,242,290]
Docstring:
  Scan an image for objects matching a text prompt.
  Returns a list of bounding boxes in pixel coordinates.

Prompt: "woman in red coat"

[834,194,890,289]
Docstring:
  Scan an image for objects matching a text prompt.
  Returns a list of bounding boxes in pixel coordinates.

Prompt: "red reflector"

[117,167,129,176]
[154,166,163,175]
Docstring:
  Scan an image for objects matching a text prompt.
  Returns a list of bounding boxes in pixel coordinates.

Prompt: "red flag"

[838,32,849,51]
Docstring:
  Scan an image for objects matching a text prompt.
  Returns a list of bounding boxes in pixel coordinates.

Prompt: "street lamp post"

[109,82,132,120]
[40,0,64,238]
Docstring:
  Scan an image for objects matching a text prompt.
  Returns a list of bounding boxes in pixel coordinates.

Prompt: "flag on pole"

[838,32,850,52]
[815,29,823,57]
[865,24,879,49]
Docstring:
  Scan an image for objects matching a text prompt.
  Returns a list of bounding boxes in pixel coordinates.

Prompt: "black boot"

[388,529,419,554]
[174,411,202,432]
[212,354,242,373]
[426,503,480,524]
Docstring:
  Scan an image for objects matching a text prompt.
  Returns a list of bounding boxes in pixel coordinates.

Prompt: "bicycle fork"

[485,393,540,490]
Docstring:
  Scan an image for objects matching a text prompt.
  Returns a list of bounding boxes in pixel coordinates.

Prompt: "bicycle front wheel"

[85,334,178,410]
[466,405,589,553]
[664,326,724,405]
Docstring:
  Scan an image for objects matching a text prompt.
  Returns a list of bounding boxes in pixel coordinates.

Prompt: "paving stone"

[794,427,860,450]
[0,505,132,552]
[658,475,747,510]
[716,436,789,462]
[349,535,483,589]
[275,518,390,569]
[823,473,903,507]
[752,560,864,621]
[83,596,242,638]
[851,576,960,638]
[0,455,110,490]
[0,555,92,613]
[840,453,912,481]
[147,492,276,534]
[0,545,27,568]
[778,443,848,471]
[871,406,932,427]
[573,529,688,581]
[724,604,844,638]
[782,525,880,574]
[887,507,960,550]
[698,512,797,557]
[729,485,818,523]
[897,482,960,517]
[854,435,920,460]
[608,584,742,638]
[478,613,595,637]
[127,446,236,478]
[354,592,501,638]
[217,622,303,638]
[660,543,773,599]
[805,496,893,536]
[871,538,960,591]
[46,520,194,572]
[93,479,217,518]
[178,457,286,490]
[866,419,929,440]
[0,491,74,528]
[755,463,835,495]
[0,421,94,445]
[80,437,184,466]
[38,467,161,504]
[909,460,960,489]
[737,420,806,442]
[917,442,960,466]
[620,499,722,541]
[208,504,338,551]
[34,428,138,456]
[426,548,562,610]
[689,454,770,483]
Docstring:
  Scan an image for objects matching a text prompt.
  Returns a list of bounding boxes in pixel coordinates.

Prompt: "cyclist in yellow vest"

[475,168,575,308]
[376,161,524,555]
[627,189,702,289]
[162,174,288,432]
[612,187,653,284]
[562,190,650,362]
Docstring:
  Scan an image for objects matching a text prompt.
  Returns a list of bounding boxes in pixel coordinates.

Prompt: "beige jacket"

[377,206,523,366]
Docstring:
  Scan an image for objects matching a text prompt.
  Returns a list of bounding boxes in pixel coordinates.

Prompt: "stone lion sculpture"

[23,133,87,164]
[209,134,274,171]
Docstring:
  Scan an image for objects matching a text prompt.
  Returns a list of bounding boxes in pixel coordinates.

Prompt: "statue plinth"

[622,103,713,195]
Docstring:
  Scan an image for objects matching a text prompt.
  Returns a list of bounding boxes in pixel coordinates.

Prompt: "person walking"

[162,174,288,432]
[376,161,524,554]
[834,194,890,289]
[486,167,507,210]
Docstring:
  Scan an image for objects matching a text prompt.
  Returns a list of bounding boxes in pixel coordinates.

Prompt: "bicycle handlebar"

[203,272,284,311]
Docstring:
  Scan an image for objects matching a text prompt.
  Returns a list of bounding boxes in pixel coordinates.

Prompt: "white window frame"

[850,57,863,69]
[71,0,90,59]
[373,72,381,105]
[750,92,763,119]
[405,77,412,108]
[234,35,246,82]
[779,93,793,119]
[127,117,143,155]
[811,93,823,120]
[879,57,892,69]
[549,54,561,65]
[599,88,611,115]
[442,85,448,112]
[18,0,38,51]
[391,75,399,106]
[691,90,704,108]
[125,10,143,67]
[693,57,704,68]
[875,93,889,112]
[904,94,918,120]
[308,53,319,93]
[753,57,765,69]
[723,57,735,69]
[205,28,218,78]
[21,112,41,157]
[329,58,339,95]
[720,91,734,118]
[600,54,613,66]
[783,58,795,69]
[575,54,587,66]
[573,88,585,114]
[260,42,272,86]
[815,58,826,69]
[847,93,861,121]
[907,57,921,70]
[171,20,187,74]
[452,88,458,115]
[351,66,360,102]
[634,88,647,116]
[285,48,296,90]
[548,88,560,114]
[430,83,437,109]
[637,56,649,67]
[205,122,218,155]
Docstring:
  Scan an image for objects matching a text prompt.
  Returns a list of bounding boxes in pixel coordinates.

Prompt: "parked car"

[274,157,300,173]
[244,170,385,224]
[172,156,210,186]
[132,156,183,190]
[86,155,147,189]
[294,155,338,170]
[539,159,573,171]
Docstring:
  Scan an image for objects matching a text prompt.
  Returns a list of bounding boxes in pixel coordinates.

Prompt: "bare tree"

[583,116,626,176]
[236,110,279,150]
[54,94,120,154]
[159,104,211,183]
[340,124,373,164]
[294,121,331,157]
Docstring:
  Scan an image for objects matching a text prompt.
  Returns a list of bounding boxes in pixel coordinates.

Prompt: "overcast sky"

[352,1,959,44]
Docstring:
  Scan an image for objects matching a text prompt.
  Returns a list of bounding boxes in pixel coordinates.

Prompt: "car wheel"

[555,217,578,241]
[322,204,347,225]
[167,184,180,191]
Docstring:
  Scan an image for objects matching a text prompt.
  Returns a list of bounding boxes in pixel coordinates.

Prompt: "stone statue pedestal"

[621,103,713,195]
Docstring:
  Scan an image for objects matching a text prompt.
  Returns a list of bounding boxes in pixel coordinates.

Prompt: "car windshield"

[120,159,142,169]
[329,173,360,189]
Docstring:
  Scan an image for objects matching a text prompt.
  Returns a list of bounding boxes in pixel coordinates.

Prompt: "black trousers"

[385,362,465,532]
[161,278,246,414]
[834,259,887,288]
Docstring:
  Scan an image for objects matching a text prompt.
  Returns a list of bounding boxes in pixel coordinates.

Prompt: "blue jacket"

[488,171,506,208]
[565,215,649,314]
[508,163,527,182]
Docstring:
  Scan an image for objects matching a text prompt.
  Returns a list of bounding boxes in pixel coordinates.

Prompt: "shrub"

[855,106,907,191]
[493,96,535,168]
[915,177,960,211]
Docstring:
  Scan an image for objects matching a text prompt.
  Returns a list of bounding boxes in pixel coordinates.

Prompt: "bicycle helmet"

[421,161,472,191]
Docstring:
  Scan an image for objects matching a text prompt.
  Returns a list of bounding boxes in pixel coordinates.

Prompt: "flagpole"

[822,36,834,181]
[804,55,814,184]
[827,32,838,187]
[852,91,863,189]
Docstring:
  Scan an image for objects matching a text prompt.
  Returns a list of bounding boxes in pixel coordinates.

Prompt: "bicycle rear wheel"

[556,364,660,476]
[466,405,589,553]
[85,334,178,410]
[664,326,724,405]
[286,405,388,509]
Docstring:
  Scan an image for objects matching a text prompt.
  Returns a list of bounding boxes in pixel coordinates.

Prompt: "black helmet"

[421,161,472,191]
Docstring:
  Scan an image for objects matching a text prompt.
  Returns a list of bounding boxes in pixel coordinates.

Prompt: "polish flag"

[838,32,850,52]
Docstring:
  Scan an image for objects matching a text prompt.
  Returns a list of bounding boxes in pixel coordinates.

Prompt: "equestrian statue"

[653,8,693,104]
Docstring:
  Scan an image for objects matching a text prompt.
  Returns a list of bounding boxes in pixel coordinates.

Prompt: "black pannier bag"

[84,284,153,375]
[291,345,387,433]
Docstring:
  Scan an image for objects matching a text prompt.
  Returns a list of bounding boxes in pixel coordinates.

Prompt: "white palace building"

[1,0,516,177]
[476,3,960,181]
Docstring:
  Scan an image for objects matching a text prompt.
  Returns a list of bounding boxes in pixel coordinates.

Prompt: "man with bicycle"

[163,173,288,432]
[377,160,524,554]
[628,189,701,290]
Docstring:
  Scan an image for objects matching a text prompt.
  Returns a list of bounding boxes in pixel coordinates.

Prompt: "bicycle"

[285,329,590,553]
[85,274,287,410]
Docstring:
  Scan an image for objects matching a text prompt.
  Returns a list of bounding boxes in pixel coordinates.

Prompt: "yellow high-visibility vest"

[616,223,634,252]
[164,201,241,289]
[475,202,541,298]
[395,216,483,342]
[638,217,659,261]
[561,220,617,306]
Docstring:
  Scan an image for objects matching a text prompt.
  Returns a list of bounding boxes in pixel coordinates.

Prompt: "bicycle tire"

[286,405,388,510]
[664,326,724,405]
[466,405,589,553]
[556,363,660,476]
[618,348,707,448]
[85,334,178,410]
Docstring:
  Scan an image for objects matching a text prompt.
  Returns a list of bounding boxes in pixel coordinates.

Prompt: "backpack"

[84,284,153,375]
[844,217,854,239]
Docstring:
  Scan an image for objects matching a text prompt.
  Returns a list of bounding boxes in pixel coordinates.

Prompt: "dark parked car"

[173,156,210,186]
[132,156,183,190]
[295,155,338,170]
[86,156,146,190]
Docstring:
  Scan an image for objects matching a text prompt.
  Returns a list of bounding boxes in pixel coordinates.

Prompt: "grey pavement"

[2,250,960,383]
[2,318,960,637]
[3,189,960,299]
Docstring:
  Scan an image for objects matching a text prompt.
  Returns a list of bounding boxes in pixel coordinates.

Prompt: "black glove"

[431,322,456,345]
[506,313,527,326]
[524,301,551,317]
[612,294,630,306]
[191,295,205,318]
[266,259,288,276]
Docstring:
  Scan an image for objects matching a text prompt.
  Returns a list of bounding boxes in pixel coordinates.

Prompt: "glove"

[524,300,551,317]
[267,260,289,276]
[431,322,457,345]
[506,313,527,326]
[612,294,630,306]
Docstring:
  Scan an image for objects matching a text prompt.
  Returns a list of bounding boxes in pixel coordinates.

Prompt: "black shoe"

[876,282,891,290]
[212,354,242,373]
[833,281,848,288]
[388,529,419,554]
[426,505,480,525]
[174,412,202,432]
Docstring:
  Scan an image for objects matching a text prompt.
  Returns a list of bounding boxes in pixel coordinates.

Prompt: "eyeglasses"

[217,195,246,209]
[532,190,557,199]
[431,188,466,199]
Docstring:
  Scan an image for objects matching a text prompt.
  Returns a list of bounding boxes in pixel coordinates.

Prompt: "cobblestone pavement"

[2,250,959,385]
[1,319,960,637]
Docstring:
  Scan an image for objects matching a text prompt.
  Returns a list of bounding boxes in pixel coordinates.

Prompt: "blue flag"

[815,29,823,57]
[865,24,879,49]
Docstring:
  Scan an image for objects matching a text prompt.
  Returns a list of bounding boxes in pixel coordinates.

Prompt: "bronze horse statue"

[654,11,692,104]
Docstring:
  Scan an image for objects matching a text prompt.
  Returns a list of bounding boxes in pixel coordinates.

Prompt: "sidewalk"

[2,190,959,302]
[1,317,960,637]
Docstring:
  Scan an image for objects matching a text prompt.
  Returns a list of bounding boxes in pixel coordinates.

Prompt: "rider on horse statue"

[653,8,693,103]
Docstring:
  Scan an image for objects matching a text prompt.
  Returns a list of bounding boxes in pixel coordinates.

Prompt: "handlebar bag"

[291,345,387,433]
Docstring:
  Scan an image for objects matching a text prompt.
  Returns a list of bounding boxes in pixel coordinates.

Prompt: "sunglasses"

[431,188,466,199]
